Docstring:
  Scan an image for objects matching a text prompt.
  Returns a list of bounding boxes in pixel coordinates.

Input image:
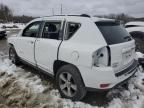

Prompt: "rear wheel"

[56,64,86,101]
[9,46,20,65]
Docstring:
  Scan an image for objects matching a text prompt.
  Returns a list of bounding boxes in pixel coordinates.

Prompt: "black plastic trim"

[107,46,111,66]
[115,60,138,77]
[57,20,66,60]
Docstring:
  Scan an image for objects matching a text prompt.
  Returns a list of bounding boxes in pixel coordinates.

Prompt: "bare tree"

[0,3,13,22]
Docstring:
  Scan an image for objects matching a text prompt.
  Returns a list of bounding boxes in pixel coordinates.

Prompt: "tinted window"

[42,22,61,40]
[65,23,80,40]
[96,22,132,45]
[22,21,41,37]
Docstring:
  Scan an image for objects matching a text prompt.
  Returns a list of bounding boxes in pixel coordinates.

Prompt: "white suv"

[8,15,138,100]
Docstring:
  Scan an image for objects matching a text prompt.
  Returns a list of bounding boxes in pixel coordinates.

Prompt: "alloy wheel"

[59,72,77,97]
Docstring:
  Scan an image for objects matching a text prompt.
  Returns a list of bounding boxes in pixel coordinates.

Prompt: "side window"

[65,22,81,40]
[42,22,61,40]
[22,21,41,37]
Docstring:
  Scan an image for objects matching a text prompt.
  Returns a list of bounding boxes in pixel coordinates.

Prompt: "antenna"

[52,8,54,16]
[61,4,63,15]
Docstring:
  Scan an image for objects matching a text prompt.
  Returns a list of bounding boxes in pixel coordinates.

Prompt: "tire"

[56,64,86,101]
[9,46,20,65]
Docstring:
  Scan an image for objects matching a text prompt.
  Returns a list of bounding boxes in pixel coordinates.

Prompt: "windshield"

[96,21,132,45]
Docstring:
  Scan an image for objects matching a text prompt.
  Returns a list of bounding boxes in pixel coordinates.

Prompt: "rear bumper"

[115,60,138,77]
[86,68,137,91]
[78,60,138,91]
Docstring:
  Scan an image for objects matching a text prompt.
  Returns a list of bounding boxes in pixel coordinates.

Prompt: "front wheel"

[56,64,86,101]
[9,46,20,65]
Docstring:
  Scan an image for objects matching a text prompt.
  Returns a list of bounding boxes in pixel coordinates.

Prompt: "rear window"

[96,21,132,45]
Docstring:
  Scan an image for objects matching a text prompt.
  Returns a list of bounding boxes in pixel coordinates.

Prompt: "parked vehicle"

[125,21,144,34]
[1,23,25,31]
[125,21,144,51]
[125,21,144,66]
[8,15,138,100]
[0,28,7,38]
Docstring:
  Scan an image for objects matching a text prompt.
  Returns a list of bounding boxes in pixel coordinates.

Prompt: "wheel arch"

[8,43,19,58]
[9,43,14,47]
[53,60,85,86]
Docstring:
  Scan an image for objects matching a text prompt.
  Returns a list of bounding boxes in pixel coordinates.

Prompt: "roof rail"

[80,14,91,17]
[42,14,91,18]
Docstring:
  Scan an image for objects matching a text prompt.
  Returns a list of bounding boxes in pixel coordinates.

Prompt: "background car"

[0,28,7,39]
[125,21,144,33]
[125,21,144,67]
[125,21,144,52]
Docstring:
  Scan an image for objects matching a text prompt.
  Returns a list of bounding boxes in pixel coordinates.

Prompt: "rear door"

[96,21,136,73]
[35,19,65,74]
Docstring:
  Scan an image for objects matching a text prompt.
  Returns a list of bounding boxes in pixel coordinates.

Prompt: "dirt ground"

[0,30,111,107]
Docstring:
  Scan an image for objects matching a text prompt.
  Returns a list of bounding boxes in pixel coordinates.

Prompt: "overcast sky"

[1,0,144,17]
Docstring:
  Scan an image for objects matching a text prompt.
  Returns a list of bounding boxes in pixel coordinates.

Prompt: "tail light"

[100,83,110,88]
[92,46,111,67]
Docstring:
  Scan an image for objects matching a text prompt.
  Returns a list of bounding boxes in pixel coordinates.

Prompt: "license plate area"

[122,50,133,65]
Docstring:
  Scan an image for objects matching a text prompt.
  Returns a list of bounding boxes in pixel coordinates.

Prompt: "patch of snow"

[136,52,144,58]
[1,53,144,108]
[107,66,144,108]
[0,23,25,30]
[0,27,5,32]
[134,67,144,92]
[0,59,16,75]
[0,57,45,93]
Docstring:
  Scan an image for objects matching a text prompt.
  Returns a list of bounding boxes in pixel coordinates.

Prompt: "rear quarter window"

[64,22,81,40]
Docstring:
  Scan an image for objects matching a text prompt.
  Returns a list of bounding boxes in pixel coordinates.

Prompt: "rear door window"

[42,22,61,40]
[96,21,132,45]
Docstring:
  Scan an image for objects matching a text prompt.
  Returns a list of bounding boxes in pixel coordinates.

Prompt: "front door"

[16,21,42,65]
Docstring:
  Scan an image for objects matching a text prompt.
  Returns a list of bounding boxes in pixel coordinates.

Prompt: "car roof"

[33,15,115,23]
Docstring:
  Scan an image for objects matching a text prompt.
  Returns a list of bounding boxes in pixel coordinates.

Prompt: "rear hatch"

[96,21,136,75]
